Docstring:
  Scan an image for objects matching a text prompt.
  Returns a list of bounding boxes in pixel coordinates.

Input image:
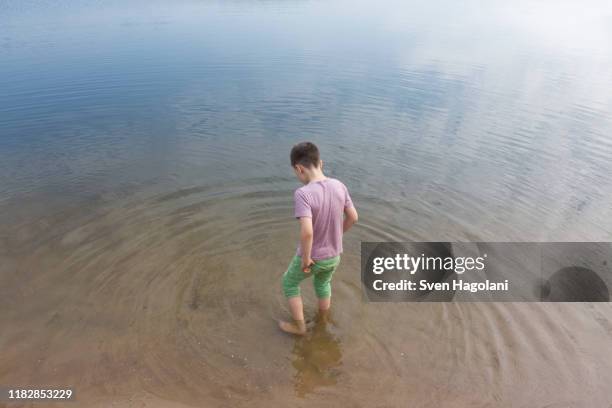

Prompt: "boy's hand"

[302,258,315,273]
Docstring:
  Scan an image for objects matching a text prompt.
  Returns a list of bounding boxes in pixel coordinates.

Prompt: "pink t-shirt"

[294,177,354,260]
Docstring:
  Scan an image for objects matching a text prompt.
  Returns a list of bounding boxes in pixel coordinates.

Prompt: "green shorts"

[282,255,341,299]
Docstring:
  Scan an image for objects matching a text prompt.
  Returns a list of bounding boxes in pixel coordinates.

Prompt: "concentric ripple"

[2,0,612,406]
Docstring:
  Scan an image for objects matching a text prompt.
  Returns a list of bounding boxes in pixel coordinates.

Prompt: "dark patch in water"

[542,266,609,302]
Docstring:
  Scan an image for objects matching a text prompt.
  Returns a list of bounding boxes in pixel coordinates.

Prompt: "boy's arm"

[299,217,314,272]
[343,206,358,232]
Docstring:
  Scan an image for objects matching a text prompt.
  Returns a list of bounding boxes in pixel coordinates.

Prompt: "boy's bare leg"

[279,296,306,335]
[318,297,330,311]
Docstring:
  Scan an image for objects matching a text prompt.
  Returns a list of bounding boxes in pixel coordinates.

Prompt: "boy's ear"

[320,160,324,170]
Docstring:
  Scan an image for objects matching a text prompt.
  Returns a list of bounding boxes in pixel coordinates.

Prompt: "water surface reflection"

[2,0,612,406]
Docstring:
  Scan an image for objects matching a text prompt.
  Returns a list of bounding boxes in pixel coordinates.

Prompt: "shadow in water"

[542,266,610,302]
[291,313,343,397]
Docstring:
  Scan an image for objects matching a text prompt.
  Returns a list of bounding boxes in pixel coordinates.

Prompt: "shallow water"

[2,0,612,406]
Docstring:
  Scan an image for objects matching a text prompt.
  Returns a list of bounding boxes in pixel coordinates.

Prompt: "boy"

[279,142,358,335]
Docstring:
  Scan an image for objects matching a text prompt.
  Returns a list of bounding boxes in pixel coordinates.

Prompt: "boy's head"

[290,141,322,183]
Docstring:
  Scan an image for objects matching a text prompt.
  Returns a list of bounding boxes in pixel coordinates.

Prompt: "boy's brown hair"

[290,142,320,168]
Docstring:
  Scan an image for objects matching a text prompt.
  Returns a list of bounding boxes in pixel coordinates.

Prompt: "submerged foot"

[316,308,331,324]
[278,319,307,335]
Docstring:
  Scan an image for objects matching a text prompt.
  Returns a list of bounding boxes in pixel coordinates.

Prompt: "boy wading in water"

[279,142,358,335]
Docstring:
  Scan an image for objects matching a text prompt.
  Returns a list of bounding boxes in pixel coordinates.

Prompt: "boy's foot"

[317,308,330,322]
[278,319,307,335]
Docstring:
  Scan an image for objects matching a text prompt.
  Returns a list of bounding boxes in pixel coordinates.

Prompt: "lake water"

[2,0,612,406]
